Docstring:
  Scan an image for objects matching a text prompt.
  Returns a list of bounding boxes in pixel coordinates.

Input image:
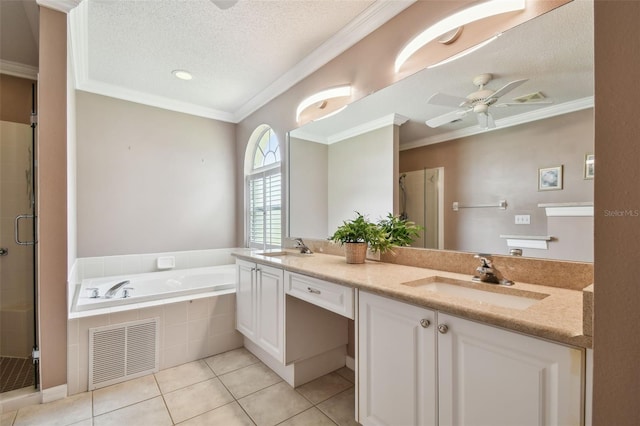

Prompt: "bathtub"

[73,264,236,312]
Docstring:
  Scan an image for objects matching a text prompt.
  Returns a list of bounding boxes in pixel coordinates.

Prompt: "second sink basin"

[257,250,312,258]
[402,276,548,310]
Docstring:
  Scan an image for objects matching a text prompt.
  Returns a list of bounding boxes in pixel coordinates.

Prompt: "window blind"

[248,168,282,249]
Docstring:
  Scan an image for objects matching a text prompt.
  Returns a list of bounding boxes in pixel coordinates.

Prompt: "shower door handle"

[15,214,37,245]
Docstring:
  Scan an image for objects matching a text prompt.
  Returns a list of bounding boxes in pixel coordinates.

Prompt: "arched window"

[245,125,282,249]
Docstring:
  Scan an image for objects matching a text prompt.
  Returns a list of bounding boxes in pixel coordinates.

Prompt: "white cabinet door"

[437,313,584,426]
[236,259,256,339]
[358,291,437,426]
[256,264,285,363]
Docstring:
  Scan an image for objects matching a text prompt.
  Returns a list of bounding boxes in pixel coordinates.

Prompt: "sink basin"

[402,276,547,310]
[257,250,312,258]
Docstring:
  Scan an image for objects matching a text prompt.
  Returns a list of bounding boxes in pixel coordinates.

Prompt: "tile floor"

[2,348,359,426]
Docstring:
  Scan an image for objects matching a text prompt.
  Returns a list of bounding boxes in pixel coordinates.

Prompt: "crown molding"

[295,113,407,144]
[232,0,416,122]
[328,113,408,144]
[400,96,595,151]
[0,60,38,80]
[69,0,413,123]
[76,82,236,122]
[69,0,88,88]
[37,0,83,13]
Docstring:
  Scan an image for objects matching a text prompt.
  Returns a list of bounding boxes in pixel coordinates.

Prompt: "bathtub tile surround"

[66,294,242,396]
[6,349,357,426]
[66,248,247,396]
[72,248,244,282]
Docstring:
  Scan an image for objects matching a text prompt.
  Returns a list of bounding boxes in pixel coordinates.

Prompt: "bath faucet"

[104,280,131,298]
[472,254,514,286]
[473,254,500,284]
[293,238,313,254]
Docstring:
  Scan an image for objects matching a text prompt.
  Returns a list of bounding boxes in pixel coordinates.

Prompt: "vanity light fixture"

[172,69,193,80]
[427,34,500,69]
[394,0,525,72]
[295,85,352,122]
[313,105,348,122]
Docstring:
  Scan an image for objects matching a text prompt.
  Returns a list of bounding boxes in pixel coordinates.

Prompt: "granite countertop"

[234,249,591,349]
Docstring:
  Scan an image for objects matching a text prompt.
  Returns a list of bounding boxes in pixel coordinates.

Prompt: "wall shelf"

[500,235,553,250]
[538,202,593,217]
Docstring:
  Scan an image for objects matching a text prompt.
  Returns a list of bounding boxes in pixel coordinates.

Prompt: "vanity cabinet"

[358,291,437,426]
[235,259,285,363]
[359,291,584,426]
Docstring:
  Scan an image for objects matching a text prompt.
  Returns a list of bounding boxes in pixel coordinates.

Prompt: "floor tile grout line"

[213,370,258,426]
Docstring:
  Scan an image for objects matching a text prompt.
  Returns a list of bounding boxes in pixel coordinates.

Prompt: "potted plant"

[377,213,423,248]
[329,212,391,263]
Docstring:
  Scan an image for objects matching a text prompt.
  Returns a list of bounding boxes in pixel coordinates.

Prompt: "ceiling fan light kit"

[426,73,534,130]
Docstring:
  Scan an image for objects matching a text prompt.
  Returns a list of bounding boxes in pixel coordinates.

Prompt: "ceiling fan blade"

[427,92,469,108]
[211,0,238,9]
[426,109,469,128]
[490,78,528,100]
[494,101,554,108]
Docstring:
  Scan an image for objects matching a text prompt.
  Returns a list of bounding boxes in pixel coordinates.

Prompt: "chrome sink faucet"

[472,254,513,285]
[473,254,500,284]
[293,238,313,254]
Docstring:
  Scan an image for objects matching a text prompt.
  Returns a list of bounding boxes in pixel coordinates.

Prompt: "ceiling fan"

[210,0,239,10]
[425,73,550,129]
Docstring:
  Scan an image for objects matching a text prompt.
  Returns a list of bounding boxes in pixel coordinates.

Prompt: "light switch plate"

[515,214,531,225]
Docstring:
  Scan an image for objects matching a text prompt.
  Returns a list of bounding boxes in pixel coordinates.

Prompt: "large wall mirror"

[288,0,593,262]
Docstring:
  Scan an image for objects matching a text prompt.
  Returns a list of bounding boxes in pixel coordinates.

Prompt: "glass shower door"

[0,90,38,393]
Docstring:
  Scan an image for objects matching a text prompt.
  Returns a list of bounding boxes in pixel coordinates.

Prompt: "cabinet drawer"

[285,272,354,319]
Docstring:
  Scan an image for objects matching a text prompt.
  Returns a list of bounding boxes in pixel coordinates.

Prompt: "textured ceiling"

[293,0,594,148]
[75,0,405,121]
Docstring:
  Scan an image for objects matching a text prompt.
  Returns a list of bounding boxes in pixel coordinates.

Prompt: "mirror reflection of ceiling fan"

[426,73,552,129]
[210,0,239,10]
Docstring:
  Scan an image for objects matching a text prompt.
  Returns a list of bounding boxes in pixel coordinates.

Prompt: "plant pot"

[345,242,368,264]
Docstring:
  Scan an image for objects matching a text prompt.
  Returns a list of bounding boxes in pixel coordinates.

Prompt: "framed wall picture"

[538,165,563,191]
[585,153,594,179]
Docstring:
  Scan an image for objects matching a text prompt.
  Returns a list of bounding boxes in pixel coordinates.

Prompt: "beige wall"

[75,92,237,257]
[400,109,594,261]
[328,126,396,233]
[289,137,328,239]
[290,126,398,239]
[38,6,68,390]
[593,1,640,424]
[0,74,35,125]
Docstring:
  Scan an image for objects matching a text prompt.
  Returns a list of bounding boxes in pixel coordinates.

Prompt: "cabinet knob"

[307,287,321,295]
[438,324,449,334]
[420,319,431,328]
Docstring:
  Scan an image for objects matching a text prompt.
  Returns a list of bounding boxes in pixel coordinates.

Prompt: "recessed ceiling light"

[172,70,193,80]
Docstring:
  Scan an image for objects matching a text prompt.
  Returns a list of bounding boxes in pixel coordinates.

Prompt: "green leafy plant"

[378,213,423,247]
[329,212,392,253]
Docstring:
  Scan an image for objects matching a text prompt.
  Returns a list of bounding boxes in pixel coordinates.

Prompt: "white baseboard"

[345,355,355,370]
[41,384,67,403]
